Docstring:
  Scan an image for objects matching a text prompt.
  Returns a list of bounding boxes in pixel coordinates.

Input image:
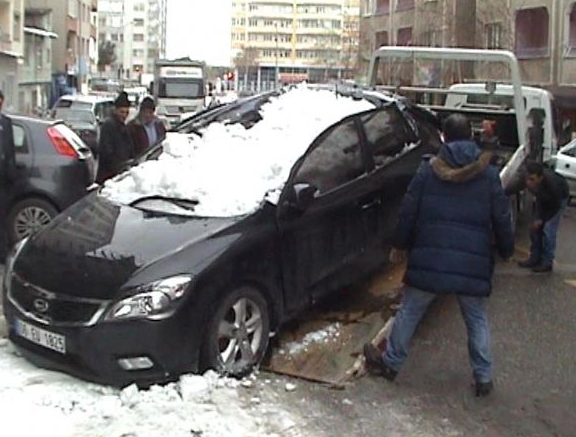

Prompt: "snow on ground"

[280,323,341,356]
[101,86,375,217]
[0,339,302,437]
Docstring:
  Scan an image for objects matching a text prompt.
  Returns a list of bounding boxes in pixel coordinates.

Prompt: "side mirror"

[285,183,318,212]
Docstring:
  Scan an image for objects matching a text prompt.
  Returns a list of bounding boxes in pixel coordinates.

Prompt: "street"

[0,206,574,436]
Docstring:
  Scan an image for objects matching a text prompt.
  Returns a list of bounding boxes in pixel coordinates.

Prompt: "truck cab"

[153,58,207,129]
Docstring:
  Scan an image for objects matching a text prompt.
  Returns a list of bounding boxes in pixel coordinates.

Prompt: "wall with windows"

[231,0,360,89]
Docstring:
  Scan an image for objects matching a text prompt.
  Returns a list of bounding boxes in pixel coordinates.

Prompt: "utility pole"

[274,23,279,88]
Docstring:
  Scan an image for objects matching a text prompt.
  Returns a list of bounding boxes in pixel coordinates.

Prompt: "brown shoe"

[363,343,398,381]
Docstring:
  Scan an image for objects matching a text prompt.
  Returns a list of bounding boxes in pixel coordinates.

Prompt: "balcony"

[67,16,79,33]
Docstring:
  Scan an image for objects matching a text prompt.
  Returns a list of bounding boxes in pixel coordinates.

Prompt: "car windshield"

[55,109,96,123]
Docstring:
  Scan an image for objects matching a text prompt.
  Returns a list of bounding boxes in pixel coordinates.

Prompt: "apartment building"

[25,0,98,95]
[19,6,57,113]
[97,0,168,84]
[231,0,361,91]
[0,0,24,111]
[360,0,576,114]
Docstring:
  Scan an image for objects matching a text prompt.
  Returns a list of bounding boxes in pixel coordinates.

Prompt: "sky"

[166,0,232,66]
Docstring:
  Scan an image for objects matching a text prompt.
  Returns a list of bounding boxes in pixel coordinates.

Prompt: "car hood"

[13,194,244,300]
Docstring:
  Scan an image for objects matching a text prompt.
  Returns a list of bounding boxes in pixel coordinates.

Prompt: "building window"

[249,18,258,27]
[515,7,549,58]
[362,0,374,16]
[134,2,145,12]
[396,0,415,11]
[13,13,21,41]
[485,23,503,49]
[375,30,388,48]
[421,30,441,47]
[134,18,145,27]
[376,0,390,14]
[568,4,576,50]
[133,34,145,42]
[397,27,413,46]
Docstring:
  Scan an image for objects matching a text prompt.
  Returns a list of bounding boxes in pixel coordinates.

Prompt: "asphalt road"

[267,204,576,437]
[1,208,575,437]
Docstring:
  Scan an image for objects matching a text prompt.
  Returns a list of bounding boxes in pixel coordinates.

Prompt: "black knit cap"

[114,91,131,108]
[140,96,156,110]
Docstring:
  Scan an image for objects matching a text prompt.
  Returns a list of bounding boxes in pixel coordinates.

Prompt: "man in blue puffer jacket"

[364,114,514,397]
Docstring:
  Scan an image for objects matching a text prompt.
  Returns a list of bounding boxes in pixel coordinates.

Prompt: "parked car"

[3,88,442,387]
[53,108,99,157]
[554,140,576,201]
[51,95,115,125]
[6,115,96,243]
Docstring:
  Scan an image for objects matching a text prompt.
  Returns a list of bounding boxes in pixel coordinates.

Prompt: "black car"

[53,108,100,157]
[3,90,441,387]
[7,116,96,243]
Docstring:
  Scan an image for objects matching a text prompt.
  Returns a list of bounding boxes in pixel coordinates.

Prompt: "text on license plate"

[15,319,66,354]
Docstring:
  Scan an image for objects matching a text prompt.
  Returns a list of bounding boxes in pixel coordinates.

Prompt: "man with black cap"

[128,96,166,156]
[96,91,135,184]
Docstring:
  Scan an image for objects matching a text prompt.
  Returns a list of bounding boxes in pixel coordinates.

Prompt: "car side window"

[564,145,576,157]
[361,108,415,168]
[12,124,29,154]
[294,120,364,194]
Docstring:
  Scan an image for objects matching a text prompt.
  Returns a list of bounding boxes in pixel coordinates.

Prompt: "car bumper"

[3,294,202,387]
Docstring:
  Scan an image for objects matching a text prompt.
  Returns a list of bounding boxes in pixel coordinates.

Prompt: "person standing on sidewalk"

[128,96,166,156]
[0,90,17,254]
[517,162,569,273]
[364,114,515,397]
[96,92,135,184]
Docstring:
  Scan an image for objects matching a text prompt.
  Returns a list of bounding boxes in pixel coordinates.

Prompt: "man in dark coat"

[128,96,166,156]
[96,92,135,184]
[516,162,569,273]
[0,89,17,252]
[364,114,514,397]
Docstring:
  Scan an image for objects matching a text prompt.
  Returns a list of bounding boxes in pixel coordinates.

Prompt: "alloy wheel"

[217,297,265,373]
[14,206,53,240]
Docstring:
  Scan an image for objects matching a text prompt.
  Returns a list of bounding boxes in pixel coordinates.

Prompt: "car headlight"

[104,275,194,321]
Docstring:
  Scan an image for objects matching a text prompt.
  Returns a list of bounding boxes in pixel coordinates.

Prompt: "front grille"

[8,275,105,326]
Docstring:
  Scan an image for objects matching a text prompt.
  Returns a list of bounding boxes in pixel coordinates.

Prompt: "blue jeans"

[529,199,568,266]
[383,287,493,383]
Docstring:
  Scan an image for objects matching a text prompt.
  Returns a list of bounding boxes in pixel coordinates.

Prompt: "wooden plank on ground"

[264,264,405,387]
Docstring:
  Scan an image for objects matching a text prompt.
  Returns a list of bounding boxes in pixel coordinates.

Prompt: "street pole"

[275,23,279,88]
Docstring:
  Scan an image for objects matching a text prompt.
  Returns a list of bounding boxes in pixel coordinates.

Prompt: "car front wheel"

[8,198,58,243]
[202,286,270,378]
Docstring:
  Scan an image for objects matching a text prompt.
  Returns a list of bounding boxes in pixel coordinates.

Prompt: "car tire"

[7,198,59,244]
[201,286,270,378]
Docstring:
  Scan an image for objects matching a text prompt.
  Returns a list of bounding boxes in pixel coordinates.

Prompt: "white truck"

[152,58,207,129]
[368,46,568,226]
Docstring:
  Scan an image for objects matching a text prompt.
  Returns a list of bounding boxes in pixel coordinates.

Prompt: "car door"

[357,106,442,271]
[555,141,576,196]
[12,122,34,178]
[277,117,374,314]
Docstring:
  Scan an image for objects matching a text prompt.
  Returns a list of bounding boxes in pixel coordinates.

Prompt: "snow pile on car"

[0,339,300,437]
[101,86,375,217]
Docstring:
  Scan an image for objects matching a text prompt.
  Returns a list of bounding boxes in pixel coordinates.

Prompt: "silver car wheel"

[14,206,53,240]
[217,297,264,372]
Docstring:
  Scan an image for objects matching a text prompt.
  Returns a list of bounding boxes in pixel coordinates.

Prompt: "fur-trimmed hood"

[431,140,492,184]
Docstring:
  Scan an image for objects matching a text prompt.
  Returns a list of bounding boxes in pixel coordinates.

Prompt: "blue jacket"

[394,140,514,297]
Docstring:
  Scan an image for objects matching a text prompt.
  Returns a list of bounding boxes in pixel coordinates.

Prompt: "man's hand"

[531,220,543,232]
[389,248,407,264]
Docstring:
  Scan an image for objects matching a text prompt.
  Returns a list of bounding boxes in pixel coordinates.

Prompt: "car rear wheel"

[202,286,270,378]
[8,198,58,243]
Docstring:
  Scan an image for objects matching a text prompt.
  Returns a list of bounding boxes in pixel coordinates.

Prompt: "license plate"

[15,319,66,354]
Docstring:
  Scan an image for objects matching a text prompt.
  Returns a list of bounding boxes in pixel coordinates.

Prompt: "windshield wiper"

[130,196,199,211]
